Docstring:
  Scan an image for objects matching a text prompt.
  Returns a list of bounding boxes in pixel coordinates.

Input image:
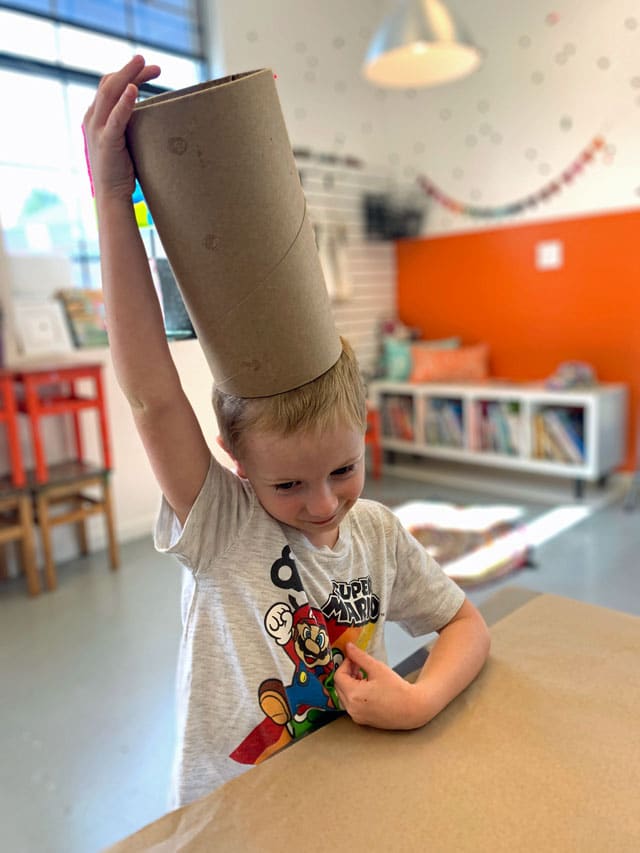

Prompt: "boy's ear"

[216,435,247,478]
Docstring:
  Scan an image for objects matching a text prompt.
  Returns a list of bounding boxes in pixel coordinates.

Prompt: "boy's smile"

[235,424,366,548]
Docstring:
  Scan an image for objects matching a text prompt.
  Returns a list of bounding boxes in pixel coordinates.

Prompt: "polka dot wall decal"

[479,122,491,136]
[405,89,417,99]
[376,89,388,99]
[334,80,347,93]
[304,71,316,83]
[631,76,640,89]
[597,57,610,70]
[555,53,567,65]
[294,107,307,120]
[538,163,551,176]
[452,167,464,179]
[388,152,400,165]
[564,43,576,54]
[531,71,544,84]
[307,56,319,67]
[465,134,478,147]
[491,132,502,144]
[625,18,638,30]
[518,35,531,48]
[294,41,307,53]
[560,115,573,131]
[359,26,372,40]
[403,165,416,178]
[470,189,482,200]
[413,141,425,154]
[525,148,538,160]
[439,108,452,119]
[477,99,490,113]
[246,30,258,42]
[362,121,373,134]
[334,133,346,146]
[546,12,560,26]
[333,37,345,49]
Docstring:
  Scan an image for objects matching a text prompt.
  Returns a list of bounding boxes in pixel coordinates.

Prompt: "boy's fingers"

[103,83,137,139]
[92,55,151,126]
[345,642,375,675]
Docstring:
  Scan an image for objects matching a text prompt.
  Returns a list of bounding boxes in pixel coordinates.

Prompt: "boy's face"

[234,422,365,548]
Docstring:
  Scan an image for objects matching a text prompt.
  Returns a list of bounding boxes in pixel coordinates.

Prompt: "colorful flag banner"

[417,136,606,219]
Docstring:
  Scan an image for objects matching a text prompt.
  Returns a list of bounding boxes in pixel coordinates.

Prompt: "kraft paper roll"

[126,69,341,397]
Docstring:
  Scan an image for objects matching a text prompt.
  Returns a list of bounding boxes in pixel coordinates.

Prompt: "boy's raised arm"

[83,56,211,523]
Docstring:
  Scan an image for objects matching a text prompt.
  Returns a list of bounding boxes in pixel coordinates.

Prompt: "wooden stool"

[365,405,382,480]
[32,461,119,591]
[0,479,39,596]
[13,363,112,484]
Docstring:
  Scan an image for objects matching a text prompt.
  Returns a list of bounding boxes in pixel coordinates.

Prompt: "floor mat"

[393,501,531,587]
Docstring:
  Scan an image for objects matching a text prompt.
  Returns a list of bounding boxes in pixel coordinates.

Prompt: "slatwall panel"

[298,156,397,379]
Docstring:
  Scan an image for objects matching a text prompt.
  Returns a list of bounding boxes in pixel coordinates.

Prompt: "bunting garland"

[417,135,606,219]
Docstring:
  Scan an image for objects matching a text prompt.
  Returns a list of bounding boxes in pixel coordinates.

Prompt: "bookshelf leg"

[573,479,585,500]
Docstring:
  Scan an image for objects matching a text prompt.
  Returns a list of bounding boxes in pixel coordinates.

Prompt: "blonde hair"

[213,337,367,459]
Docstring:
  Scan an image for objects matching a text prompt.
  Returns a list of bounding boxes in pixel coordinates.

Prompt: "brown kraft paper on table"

[105,592,640,852]
[126,69,341,398]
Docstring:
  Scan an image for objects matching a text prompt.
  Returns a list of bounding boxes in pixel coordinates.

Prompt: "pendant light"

[364,0,482,88]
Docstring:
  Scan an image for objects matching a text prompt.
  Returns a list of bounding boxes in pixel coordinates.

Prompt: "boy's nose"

[306,484,339,519]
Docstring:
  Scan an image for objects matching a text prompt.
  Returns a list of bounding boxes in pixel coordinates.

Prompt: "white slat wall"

[299,157,397,379]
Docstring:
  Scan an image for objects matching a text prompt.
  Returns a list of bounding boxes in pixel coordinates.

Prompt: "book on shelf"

[381,395,414,441]
[533,408,585,464]
[424,398,464,448]
[478,400,520,455]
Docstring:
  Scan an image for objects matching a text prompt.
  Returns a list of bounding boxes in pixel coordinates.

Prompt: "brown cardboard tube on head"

[126,69,342,397]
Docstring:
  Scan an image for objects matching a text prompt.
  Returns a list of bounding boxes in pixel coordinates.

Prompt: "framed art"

[13,300,74,357]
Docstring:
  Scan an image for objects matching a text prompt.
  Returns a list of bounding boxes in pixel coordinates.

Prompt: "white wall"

[375,0,640,235]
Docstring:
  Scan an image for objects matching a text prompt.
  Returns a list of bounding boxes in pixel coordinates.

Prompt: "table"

[107,588,640,852]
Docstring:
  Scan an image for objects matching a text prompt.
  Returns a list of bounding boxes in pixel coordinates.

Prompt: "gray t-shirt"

[155,456,464,808]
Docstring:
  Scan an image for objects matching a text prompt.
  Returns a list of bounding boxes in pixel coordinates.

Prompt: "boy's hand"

[334,642,434,730]
[83,55,161,202]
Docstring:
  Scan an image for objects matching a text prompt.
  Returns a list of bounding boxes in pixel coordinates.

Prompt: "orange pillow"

[409,343,489,383]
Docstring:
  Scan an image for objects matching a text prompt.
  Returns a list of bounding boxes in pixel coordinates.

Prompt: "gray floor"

[1,474,639,853]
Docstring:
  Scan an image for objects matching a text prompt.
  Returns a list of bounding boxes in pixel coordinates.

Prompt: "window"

[0,3,206,288]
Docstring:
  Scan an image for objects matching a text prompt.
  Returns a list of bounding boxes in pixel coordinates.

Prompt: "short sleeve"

[387,520,465,636]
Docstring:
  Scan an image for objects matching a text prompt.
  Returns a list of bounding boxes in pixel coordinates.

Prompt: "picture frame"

[13,300,74,357]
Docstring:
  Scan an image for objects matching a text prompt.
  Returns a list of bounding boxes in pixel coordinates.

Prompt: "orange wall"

[396,209,640,470]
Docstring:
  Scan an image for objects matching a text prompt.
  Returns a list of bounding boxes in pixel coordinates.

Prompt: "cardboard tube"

[126,69,341,397]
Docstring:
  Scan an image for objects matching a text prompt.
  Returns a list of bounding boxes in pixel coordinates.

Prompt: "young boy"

[83,56,490,809]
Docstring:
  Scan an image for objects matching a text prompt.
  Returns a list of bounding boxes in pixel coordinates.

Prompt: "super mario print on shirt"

[230,545,380,766]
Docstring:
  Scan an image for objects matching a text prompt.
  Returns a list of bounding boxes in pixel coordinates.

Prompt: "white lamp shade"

[364,0,482,88]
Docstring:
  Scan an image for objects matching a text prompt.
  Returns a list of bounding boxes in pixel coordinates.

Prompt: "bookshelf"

[369,380,627,495]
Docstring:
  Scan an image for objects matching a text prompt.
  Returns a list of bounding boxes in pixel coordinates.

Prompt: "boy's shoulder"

[351,497,403,531]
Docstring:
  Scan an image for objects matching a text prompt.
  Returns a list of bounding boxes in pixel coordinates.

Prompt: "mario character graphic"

[258,599,343,739]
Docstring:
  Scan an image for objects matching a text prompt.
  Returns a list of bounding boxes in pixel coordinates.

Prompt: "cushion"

[381,337,412,380]
[413,336,461,351]
[381,335,461,381]
[409,343,489,383]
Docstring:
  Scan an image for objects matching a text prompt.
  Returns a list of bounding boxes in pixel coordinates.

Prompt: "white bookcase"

[369,380,628,495]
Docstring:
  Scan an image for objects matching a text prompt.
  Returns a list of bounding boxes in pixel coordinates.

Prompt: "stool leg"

[35,490,57,591]
[17,494,40,596]
[102,478,119,570]
[95,371,113,471]
[2,377,26,487]
[71,382,85,463]
[74,495,89,556]
[25,380,48,483]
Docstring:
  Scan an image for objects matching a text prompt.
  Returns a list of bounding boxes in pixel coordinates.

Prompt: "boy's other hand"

[334,642,434,730]
[82,55,161,202]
